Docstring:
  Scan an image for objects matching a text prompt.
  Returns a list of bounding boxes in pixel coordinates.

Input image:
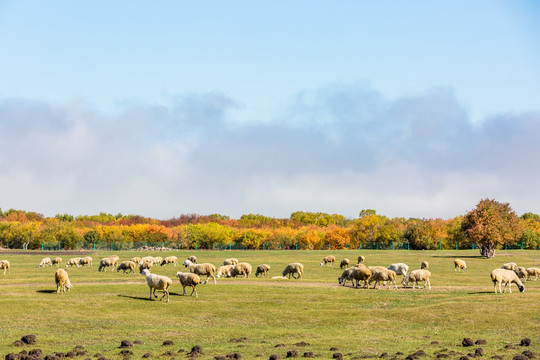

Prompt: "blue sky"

[1,1,539,219]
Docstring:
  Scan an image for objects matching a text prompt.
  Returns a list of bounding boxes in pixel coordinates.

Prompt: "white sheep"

[55,269,72,294]
[79,256,93,267]
[388,263,409,278]
[98,257,117,272]
[338,268,355,286]
[421,261,429,270]
[117,261,136,274]
[282,262,304,279]
[501,262,518,271]
[141,256,156,265]
[513,266,528,282]
[340,259,350,269]
[223,258,239,266]
[130,257,142,264]
[175,271,201,297]
[454,259,466,272]
[369,269,397,289]
[526,267,540,281]
[216,265,234,278]
[255,264,271,278]
[320,255,336,267]
[141,269,172,302]
[153,256,163,265]
[65,257,81,268]
[184,260,217,285]
[160,256,178,267]
[0,260,10,274]
[491,268,524,293]
[52,257,62,267]
[39,257,53,268]
[230,262,253,278]
[402,269,432,290]
[347,267,372,288]
[357,255,365,264]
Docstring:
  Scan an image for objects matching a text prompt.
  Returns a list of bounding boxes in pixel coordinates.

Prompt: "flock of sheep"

[1,253,539,301]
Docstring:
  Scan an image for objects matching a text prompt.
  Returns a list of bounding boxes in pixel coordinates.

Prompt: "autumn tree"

[461,199,522,258]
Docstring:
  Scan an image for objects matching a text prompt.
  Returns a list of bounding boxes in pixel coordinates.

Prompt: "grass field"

[0,249,539,359]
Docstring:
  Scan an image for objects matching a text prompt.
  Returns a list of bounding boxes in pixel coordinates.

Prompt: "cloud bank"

[1,84,539,219]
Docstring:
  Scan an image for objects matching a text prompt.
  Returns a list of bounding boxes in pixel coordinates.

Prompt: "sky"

[1,1,540,220]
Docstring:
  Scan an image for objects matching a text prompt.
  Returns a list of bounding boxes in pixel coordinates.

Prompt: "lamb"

[421,261,429,270]
[230,262,252,278]
[130,257,142,264]
[347,267,372,288]
[338,268,355,286]
[184,260,217,285]
[55,269,72,294]
[491,268,525,293]
[52,257,62,267]
[357,255,365,264]
[216,265,234,278]
[282,262,304,279]
[255,264,271,278]
[501,262,518,271]
[526,267,540,281]
[117,261,136,274]
[175,271,201,297]
[223,258,239,266]
[98,257,117,272]
[340,259,350,269]
[402,269,432,290]
[388,263,409,278]
[369,269,397,289]
[160,256,178,267]
[140,269,172,302]
[514,266,528,282]
[39,257,53,268]
[0,260,10,274]
[320,255,336,266]
[65,257,81,268]
[454,259,466,272]
[79,256,93,267]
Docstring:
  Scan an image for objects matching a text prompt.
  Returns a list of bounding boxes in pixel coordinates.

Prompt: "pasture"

[0,249,539,359]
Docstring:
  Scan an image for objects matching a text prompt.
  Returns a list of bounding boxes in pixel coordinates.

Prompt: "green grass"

[0,249,539,359]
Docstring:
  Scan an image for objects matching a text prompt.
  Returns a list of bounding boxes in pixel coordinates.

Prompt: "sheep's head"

[183,259,192,268]
[141,269,150,276]
[176,271,184,279]
[518,284,525,292]
[66,281,73,291]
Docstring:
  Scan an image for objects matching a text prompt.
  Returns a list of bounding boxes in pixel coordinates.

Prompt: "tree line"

[0,199,538,257]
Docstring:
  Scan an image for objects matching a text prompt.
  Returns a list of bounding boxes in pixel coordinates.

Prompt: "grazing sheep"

[141,256,156,265]
[140,269,172,302]
[55,269,72,294]
[216,265,234,278]
[52,257,62,267]
[130,257,142,264]
[403,269,432,290]
[175,271,201,297]
[421,261,429,270]
[39,257,53,268]
[98,257,117,272]
[139,261,152,273]
[255,264,271,278]
[367,266,387,274]
[369,269,397,289]
[338,268,355,286]
[501,262,518,271]
[526,267,540,281]
[0,260,10,274]
[340,259,350,269]
[187,255,197,264]
[320,255,336,267]
[223,258,239,266]
[514,266,528,282]
[117,261,136,274]
[491,268,524,293]
[388,263,409,278]
[357,255,365,264]
[153,256,163,265]
[230,262,252,278]
[282,262,304,279]
[454,259,467,272]
[184,260,217,285]
[65,257,81,268]
[79,256,93,267]
[347,267,372,288]
[160,256,178,267]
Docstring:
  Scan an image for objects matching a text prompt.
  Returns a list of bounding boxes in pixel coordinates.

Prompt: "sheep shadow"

[36,289,57,294]
[468,291,496,295]
[432,255,485,259]
[117,292,182,301]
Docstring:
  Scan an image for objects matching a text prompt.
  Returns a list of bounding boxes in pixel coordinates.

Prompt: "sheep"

[454,259,467,272]
[98,257,117,272]
[52,257,62,267]
[184,259,217,285]
[175,271,200,297]
[39,257,53,268]
[55,269,72,294]
[0,260,10,274]
[130,257,142,264]
[117,261,136,274]
[79,256,93,267]
[501,262,518,271]
[139,261,153,273]
[216,265,234,278]
[340,259,350,269]
[526,267,540,281]
[357,255,365,264]
[65,257,81,268]
[230,262,252,278]
[160,256,178,267]
[153,256,163,265]
[369,269,397,289]
[402,269,432,290]
[141,256,156,265]
[367,266,387,274]
[388,263,409,278]
[255,264,271,278]
[223,258,239,266]
[421,261,429,270]
[514,266,528,282]
[338,268,355,286]
[320,255,336,267]
[282,262,304,279]
[491,268,524,293]
[347,267,372,288]
[140,269,172,302]
[187,255,197,264]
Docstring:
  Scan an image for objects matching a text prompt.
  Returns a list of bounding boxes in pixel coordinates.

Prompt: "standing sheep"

[230,262,252,278]
[501,262,518,271]
[130,257,142,264]
[320,256,336,267]
[98,257,117,272]
[454,259,466,272]
[0,260,10,274]
[255,264,271,278]
[402,269,432,290]
[176,271,201,297]
[117,261,136,274]
[65,257,81,268]
[526,267,540,281]
[160,256,178,267]
[139,261,153,273]
[513,266,528,282]
[421,261,429,270]
[340,259,350,269]
[338,268,355,287]
[52,257,62,267]
[491,268,524,293]
[357,255,365,264]
[55,269,72,294]
[223,258,239,266]
[347,267,372,288]
[187,256,197,264]
[184,260,217,285]
[140,269,172,302]
[388,263,409,278]
[39,257,53,268]
[369,269,397,289]
[216,265,234,278]
[282,263,304,279]
[79,256,93,267]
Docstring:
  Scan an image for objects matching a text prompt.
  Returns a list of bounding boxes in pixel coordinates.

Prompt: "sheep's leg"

[212,275,217,285]
[191,286,198,297]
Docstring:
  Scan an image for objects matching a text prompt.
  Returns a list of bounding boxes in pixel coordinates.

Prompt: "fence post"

[212,242,215,250]
[6,241,8,249]
[229,243,232,250]
[263,243,265,250]
[42,242,44,251]
[472,243,475,250]
[521,242,523,250]
[58,242,61,250]
[178,243,181,250]
[93,242,96,251]
[392,243,394,250]
[76,241,79,250]
[456,242,458,250]
[296,243,298,250]
[328,243,331,250]
[360,242,363,250]
[196,242,198,250]
[111,243,113,251]
[407,242,410,250]
[376,242,379,250]
[505,244,507,250]
[279,243,281,250]
[439,242,442,250]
